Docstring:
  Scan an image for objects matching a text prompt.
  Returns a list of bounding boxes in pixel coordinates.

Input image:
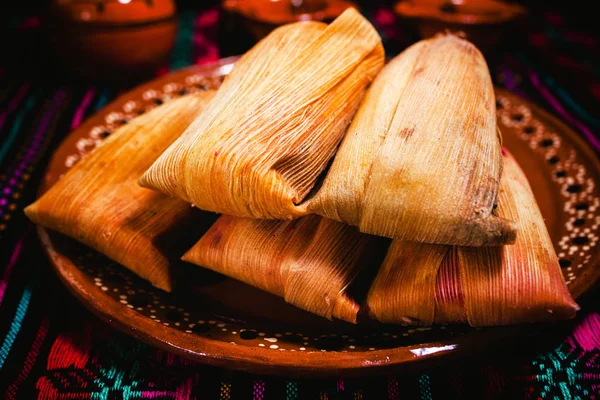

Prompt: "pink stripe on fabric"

[0,84,30,131]
[528,71,600,152]
[0,90,68,220]
[70,89,96,130]
[174,379,193,399]
[0,234,26,306]
[141,391,172,398]
[253,380,265,400]
[193,9,220,66]
[573,312,600,351]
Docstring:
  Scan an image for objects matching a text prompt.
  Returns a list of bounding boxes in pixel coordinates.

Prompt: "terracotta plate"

[37,57,600,376]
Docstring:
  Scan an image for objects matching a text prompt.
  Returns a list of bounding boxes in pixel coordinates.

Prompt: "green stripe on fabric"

[94,89,111,111]
[170,11,195,71]
[0,94,38,164]
[542,25,600,76]
[419,374,432,400]
[286,381,299,400]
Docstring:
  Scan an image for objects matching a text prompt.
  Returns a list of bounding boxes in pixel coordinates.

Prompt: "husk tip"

[333,296,360,324]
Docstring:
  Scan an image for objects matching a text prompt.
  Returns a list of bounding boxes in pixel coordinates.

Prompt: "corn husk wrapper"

[140,8,384,219]
[182,215,381,323]
[366,150,579,326]
[306,33,516,246]
[25,92,215,291]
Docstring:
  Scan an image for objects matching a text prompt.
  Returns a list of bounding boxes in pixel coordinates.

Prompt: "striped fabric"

[0,5,599,399]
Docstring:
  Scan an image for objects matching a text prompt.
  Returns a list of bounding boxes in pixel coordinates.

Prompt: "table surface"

[0,2,599,399]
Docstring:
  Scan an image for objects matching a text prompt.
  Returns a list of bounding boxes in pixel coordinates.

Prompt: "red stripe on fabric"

[5,317,49,400]
[18,16,40,30]
[0,233,27,306]
[173,378,193,399]
[35,376,91,400]
[591,83,600,100]
[47,324,92,370]
[387,376,400,400]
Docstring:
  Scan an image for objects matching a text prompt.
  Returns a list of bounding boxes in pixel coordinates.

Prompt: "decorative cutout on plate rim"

[58,70,599,352]
[496,95,600,285]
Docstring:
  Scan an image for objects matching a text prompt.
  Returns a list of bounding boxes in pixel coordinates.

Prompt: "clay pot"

[47,0,178,81]
[394,0,526,52]
[222,0,357,42]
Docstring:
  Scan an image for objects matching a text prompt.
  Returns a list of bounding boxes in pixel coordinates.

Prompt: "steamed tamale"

[306,33,516,246]
[366,150,579,326]
[140,8,384,219]
[25,92,215,291]
[182,215,384,323]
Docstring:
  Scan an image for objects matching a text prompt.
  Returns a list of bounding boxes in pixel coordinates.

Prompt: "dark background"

[0,0,596,81]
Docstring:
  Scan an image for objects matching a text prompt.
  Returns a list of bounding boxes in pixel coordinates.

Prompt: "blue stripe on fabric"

[0,284,33,369]
[0,95,38,164]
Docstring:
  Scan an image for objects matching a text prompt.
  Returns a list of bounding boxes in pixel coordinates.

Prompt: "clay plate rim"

[39,225,535,376]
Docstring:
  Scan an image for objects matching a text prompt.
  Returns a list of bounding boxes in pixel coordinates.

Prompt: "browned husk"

[366,150,579,326]
[182,215,379,323]
[24,92,215,291]
[306,33,516,246]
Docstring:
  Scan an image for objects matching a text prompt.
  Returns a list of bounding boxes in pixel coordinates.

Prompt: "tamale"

[366,150,579,326]
[306,33,516,246]
[182,215,384,323]
[140,8,384,219]
[25,92,215,291]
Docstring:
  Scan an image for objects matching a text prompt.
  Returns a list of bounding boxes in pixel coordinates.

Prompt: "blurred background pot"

[394,0,527,52]
[47,0,177,82]
[222,0,357,42]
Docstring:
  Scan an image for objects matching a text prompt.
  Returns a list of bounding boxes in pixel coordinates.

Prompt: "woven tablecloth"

[1,3,599,399]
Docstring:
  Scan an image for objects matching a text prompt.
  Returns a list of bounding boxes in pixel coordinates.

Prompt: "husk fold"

[182,215,380,323]
[140,8,384,219]
[25,92,215,291]
[366,150,579,326]
[306,33,516,246]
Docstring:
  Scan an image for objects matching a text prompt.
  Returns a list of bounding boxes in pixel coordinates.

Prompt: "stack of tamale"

[26,8,579,327]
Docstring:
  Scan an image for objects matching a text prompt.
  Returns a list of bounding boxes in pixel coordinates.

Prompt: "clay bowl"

[394,0,527,51]
[222,0,357,42]
[47,0,178,82]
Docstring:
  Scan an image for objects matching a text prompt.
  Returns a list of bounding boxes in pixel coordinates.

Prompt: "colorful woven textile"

[1,4,599,399]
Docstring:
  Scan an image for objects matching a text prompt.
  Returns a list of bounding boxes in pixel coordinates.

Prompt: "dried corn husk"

[140,8,384,219]
[25,92,215,291]
[366,150,579,326]
[306,33,516,246]
[182,215,383,323]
